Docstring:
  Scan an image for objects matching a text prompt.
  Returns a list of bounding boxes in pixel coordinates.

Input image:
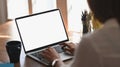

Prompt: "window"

[32,0,56,13]
[67,0,90,42]
[7,0,56,19]
[67,0,90,32]
[7,0,29,19]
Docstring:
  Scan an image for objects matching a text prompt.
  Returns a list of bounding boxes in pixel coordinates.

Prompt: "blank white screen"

[16,10,68,51]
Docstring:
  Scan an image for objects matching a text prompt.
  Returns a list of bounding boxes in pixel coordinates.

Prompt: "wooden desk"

[0,21,47,67]
[0,21,72,67]
[0,38,49,67]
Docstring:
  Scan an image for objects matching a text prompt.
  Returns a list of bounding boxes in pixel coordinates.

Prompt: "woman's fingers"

[40,47,60,62]
[64,47,73,55]
[60,42,74,48]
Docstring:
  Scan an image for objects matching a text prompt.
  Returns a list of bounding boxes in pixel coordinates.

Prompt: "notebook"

[15,9,73,65]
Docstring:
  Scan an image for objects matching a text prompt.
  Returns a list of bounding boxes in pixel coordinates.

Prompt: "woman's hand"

[60,42,75,55]
[40,42,76,62]
[41,47,60,62]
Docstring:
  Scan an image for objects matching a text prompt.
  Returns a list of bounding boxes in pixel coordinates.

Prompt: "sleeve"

[70,37,101,67]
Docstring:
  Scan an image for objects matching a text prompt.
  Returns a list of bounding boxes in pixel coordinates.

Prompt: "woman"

[41,0,120,67]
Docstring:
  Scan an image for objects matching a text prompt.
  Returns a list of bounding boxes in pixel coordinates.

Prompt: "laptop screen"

[15,9,69,52]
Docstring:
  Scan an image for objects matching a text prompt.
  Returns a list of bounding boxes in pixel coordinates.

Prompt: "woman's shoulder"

[80,28,108,46]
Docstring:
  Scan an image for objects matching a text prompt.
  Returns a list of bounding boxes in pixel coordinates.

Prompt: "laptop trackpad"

[59,52,73,61]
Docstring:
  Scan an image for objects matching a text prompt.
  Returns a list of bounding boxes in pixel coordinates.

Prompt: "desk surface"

[0,21,74,67]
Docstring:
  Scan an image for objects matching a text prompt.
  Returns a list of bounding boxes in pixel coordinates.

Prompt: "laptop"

[15,9,73,65]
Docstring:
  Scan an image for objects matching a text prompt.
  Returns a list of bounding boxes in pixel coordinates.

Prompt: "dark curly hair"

[87,0,120,24]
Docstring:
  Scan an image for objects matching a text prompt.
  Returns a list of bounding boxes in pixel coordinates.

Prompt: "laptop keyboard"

[31,52,50,64]
[31,45,63,64]
[53,45,63,53]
